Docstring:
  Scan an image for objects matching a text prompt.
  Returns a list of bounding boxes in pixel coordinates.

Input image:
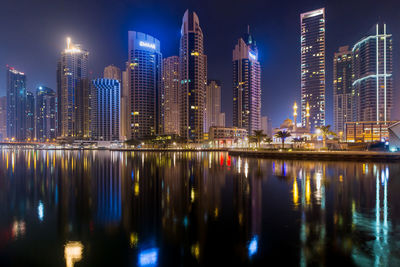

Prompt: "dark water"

[0,150,400,267]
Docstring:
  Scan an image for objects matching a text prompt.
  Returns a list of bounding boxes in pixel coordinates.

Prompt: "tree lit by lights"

[64,241,83,267]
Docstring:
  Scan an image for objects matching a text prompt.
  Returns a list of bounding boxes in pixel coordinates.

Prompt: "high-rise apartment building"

[300,8,326,130]
[206,80,224,132]
[90,79,120,141]
[36,86,57,142]
[163,56,180,135]
[179,10,207,143]
[333,46,353,133]
[128,31,162,139]
[121,62,130,140]
[104,65,121,81]
[6,66,27,141]
[26,91,35,140]
[233,28,261,136]
[261,116,272,137]
[352,23,393,122]
[57,37,89,139]
[0,96,6,140]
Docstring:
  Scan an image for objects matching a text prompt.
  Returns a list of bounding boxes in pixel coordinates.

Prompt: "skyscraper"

[121,62,130,140]
[90,79,121,141]
[163,56,180,135]
[300,8,326,130]
[206,80,224,132]
[128,31,162,139]
[261,116,272,137]
[26,91,35,140]
[6,66,27,141]
[104,65,121,81]
[352,23,393,122]
[179,10,207,143]
[333,46,353,133]
[36,86,57,142]
[57,37,89,139]
[0,96,6,140]
[233,27,261,136]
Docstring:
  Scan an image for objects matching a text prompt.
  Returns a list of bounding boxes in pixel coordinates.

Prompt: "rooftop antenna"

[247,25,250,34]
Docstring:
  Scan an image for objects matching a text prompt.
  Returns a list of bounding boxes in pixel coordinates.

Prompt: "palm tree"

[265,136,273,148]
[317,125,336,148]
[275,130,291,149]
[293,137,304,149]
[253,130,267,148]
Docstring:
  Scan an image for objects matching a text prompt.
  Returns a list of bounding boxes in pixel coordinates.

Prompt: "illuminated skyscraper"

[121,62,130,140]
[26,91,35,140]
[163,56,180,135]
[57,37,89,139]
[90,78,120,141]
[206,80,225,132]
[104,64,121,81]
[333,46,353,133]
[352,23,393,122]
[128,31,162,139]
[179,10,207,143]
[0,96,7,140]
[233,27,261,135]
[6,66,27,141]
[300,8,326,130]
[36,86,57,141]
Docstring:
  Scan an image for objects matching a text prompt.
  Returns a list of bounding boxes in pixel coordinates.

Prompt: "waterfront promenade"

[228,149,400,161]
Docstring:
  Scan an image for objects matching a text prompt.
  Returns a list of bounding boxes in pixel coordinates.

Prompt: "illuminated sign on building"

[249,51,257,61]
[139,41,156,49]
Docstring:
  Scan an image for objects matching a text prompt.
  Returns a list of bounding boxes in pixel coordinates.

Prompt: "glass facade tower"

[179,10,207,143]
[128,31,162,139]
[352,23,393,123]
[6,66,27,141]
[333,46,353,133]
[36,86,57,141]
[300,8,326,130]
[57,37,89,139]
[233,28,261,135]
[90,78,121,141]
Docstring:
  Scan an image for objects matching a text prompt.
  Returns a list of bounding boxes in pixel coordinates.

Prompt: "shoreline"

[228,149,400,161]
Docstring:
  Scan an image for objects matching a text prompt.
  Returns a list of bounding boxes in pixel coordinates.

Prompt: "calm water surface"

[0,149,400,266]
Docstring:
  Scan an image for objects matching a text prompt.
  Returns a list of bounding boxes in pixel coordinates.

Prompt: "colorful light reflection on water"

[0,149,400,266]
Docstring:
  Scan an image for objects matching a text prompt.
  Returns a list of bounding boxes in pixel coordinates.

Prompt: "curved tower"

[179,10,207,143]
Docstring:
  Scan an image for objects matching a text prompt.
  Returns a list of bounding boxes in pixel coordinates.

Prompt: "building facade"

[300,8,326,130]
[121,62,130,140]
[90,79,120,141]
[104,65,121,81]
[206,80,224,132]
[26,91,35,140]
[128,31,162,139]
[261,116,272,137]
[352,23,393,123]
[163,56,180,135]
[0,96,6,140]
[36,86,57,142]
[333,46,353,133]
[6,66,27,141]
[179,10,207,143]
[57,37,89,139]
[233,28,261,136]
[345,121,398,143]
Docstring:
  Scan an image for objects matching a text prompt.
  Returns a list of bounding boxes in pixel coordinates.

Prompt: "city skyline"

[0,0,399,129]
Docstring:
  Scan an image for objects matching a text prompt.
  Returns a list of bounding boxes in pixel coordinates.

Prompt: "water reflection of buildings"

[275,160,400,266]
[1,149,400,266]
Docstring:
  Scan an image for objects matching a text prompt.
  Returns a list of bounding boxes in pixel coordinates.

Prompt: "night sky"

[0,0,399,128]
